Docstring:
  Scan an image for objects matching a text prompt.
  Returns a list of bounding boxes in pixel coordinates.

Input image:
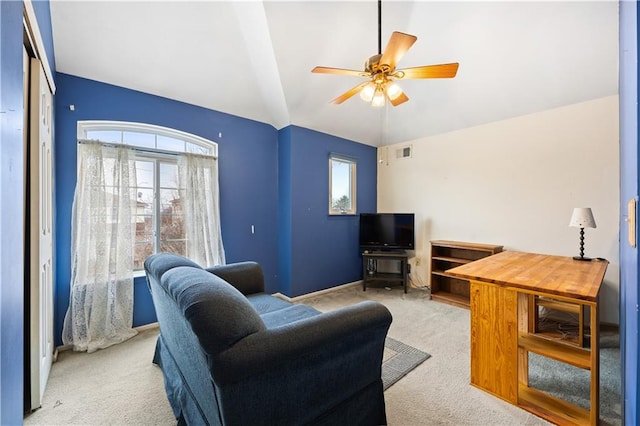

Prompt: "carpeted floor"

[23,284,620,425]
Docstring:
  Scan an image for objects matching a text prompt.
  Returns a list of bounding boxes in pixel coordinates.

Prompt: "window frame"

[328,153,357,215]
[132,153,186,273]
[77,121,218,276]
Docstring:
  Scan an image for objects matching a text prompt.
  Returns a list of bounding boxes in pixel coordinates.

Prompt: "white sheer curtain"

[178,153,226,267]
[62,142,138,353]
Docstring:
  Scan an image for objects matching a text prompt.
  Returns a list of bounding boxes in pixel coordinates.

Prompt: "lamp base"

[573,256,593,261]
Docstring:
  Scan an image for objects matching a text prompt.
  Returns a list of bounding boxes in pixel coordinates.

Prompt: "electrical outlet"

[415,257,421,266]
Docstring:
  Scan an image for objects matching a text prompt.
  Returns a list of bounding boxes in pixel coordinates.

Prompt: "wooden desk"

[447,251,608,425]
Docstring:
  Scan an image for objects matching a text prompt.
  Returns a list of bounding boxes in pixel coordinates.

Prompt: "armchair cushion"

[259,304,321,328]
[246,293,294,315]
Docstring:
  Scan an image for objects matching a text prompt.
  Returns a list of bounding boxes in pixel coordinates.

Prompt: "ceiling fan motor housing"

[365,54,383,73]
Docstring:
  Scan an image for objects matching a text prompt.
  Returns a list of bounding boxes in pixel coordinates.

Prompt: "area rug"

[382,337,431,390]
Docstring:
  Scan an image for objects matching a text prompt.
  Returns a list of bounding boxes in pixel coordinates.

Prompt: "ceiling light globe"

[386,82,403,101]
[360,82,376,102]
[372,89,386,107]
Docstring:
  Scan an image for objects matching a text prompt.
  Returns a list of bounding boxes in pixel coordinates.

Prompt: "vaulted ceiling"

[50,1,618,147]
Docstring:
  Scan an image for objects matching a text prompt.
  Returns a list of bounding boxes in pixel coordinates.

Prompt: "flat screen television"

[359,213,415,251]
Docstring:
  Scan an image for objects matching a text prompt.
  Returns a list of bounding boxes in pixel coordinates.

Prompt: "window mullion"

[154,159,161,253]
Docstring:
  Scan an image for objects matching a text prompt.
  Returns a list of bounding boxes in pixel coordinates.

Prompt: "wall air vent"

[395,145,412,159]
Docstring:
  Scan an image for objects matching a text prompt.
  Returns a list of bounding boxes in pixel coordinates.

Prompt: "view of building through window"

[131,159,186,270]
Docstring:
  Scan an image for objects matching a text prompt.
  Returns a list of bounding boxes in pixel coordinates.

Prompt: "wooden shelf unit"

[429,240,503,308]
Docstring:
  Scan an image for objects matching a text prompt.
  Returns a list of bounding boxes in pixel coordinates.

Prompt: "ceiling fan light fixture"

[372,88,386,107]
[311,0,459,107]
[385,81,403,101]
[359,82,376,102]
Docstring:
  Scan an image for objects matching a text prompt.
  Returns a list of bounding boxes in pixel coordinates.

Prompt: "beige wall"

[377,95,620,324]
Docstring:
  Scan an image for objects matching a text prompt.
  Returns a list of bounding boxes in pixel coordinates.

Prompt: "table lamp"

[569,207,597,261]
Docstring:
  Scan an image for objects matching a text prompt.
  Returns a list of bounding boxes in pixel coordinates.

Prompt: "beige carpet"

[24,284,619,425]
[24,325,174,426]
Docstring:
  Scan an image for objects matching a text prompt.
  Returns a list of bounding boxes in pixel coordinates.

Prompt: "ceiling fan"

[311,0,459,107]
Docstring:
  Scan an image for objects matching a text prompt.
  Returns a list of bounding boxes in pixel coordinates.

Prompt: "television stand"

[362,251,409,293]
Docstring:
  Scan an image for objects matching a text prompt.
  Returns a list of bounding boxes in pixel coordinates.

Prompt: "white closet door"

[29,56,54,408]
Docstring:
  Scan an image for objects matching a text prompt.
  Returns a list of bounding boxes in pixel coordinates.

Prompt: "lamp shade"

[569,207,597,229]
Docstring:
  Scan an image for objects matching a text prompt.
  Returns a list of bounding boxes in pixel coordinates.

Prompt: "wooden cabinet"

[429,240,503,308]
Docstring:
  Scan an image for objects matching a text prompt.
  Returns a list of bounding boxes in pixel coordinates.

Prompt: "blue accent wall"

[279,126,377,297]
[277,127,293,296]
[0,1,26,422]
[54,73,279,345]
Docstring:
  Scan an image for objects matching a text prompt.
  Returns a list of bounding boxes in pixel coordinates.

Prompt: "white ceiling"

[50,1,618,147]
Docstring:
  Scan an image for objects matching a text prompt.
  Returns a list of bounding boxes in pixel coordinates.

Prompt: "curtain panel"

[62,142,138,352]
[178,153,226,267]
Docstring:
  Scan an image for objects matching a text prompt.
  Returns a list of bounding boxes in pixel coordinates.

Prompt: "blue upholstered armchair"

[145,253,393,425]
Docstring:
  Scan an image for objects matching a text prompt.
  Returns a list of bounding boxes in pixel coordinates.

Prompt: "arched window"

[76,121,224,272]
[65,121,225,351]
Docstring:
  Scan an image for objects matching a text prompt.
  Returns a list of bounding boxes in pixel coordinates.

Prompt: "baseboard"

[135,322,159,332]
[54,344,73,358]
[601,322,619,333]
[273,280,362,303]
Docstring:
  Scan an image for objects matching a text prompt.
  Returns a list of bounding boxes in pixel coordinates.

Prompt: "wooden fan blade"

[389,92,409,107]
[379,31,417,71]
[312,66,367,77]
[331,81,371,104]
[398,63,459,79]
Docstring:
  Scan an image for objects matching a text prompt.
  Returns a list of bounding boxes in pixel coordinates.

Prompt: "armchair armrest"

[212,301,392,384]
[205,261,265,295]
[209,301,392,424]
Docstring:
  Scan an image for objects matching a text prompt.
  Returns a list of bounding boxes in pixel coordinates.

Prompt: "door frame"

[22,1,56,413]
[619,1,639,423]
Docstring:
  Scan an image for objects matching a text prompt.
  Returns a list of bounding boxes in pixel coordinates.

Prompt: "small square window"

[329,155,356,215]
